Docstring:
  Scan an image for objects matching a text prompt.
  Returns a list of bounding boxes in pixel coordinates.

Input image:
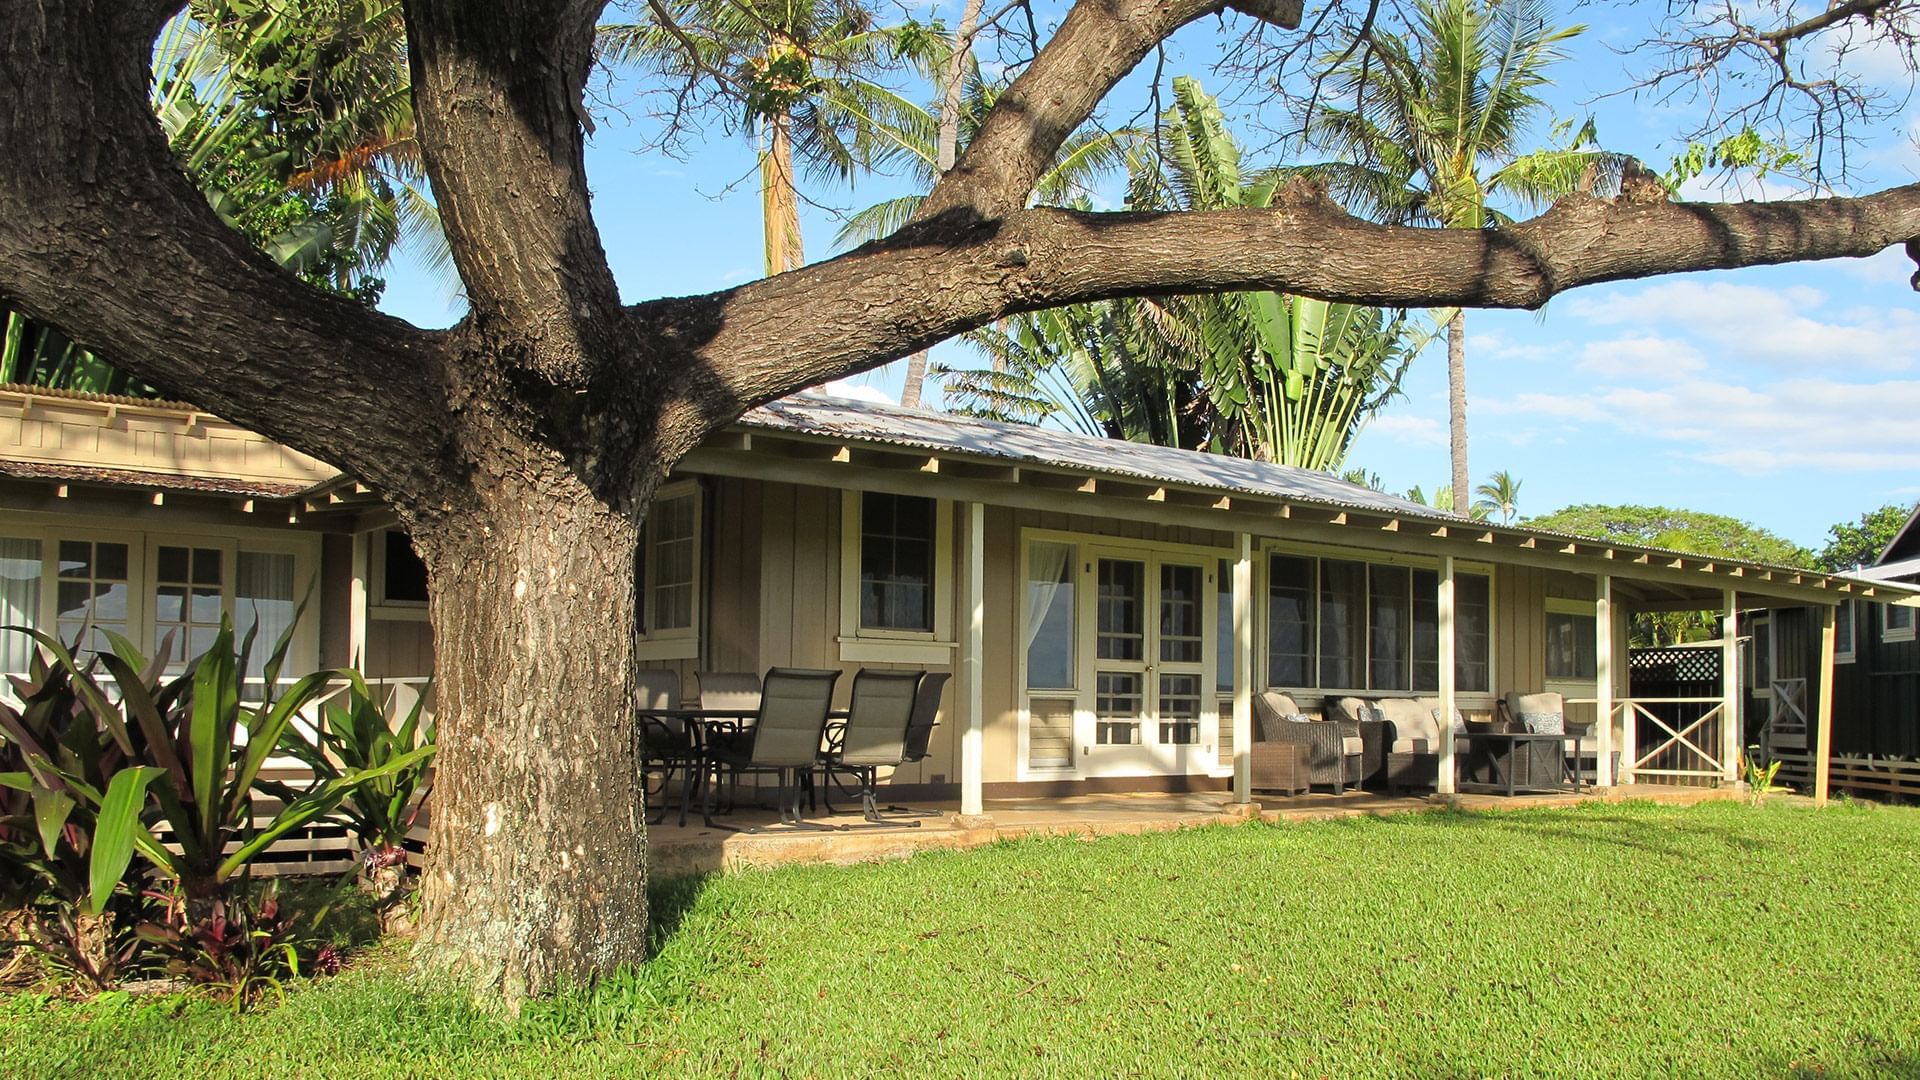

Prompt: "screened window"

[1266,552,1490,693]
[1885,601,1915,642]
[1546,608,1598,681]
[859,492,935,632]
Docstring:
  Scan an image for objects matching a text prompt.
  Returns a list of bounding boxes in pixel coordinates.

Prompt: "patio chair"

[694,670,762,712]
[1375,697,1441,794]
[635,669,697,826]
[1252,690,1363,793]
[707,667,841,830]
[818,669,924,825]
[1491,690,1573,788]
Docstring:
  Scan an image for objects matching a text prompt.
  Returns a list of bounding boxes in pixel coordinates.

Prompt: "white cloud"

[1484,375,1920,474]
[1362,414,1448,447]
[1566,280,1920,372]
[1575,335,1707,382]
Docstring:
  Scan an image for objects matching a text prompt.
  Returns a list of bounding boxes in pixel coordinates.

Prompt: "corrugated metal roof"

[1851,557,1920,584]
[742,392,1448,519]
[0,459,309,499]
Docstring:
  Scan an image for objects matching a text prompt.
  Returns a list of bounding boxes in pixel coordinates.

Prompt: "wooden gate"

[1626,646,1728,785]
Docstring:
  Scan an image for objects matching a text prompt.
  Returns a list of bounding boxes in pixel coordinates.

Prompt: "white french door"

[1078,545,1216,776]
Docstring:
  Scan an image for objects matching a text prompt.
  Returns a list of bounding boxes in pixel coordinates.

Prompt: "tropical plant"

[261,673,435,926]
[603,0,943,275]
[1304,0,1628,501]
[137,881,329,1008]
[1741,746,1787,806]
[1474,469,1523,524]
[0,309,155,396]
[949,78,1422,472]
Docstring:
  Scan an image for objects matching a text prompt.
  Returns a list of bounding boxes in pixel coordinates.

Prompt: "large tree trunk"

[1447,307,1469,510]
[411,476,650,1003]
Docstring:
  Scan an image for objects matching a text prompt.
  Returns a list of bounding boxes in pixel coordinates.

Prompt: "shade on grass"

[4,799,1918,1078]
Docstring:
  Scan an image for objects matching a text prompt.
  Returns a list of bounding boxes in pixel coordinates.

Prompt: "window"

[1024,541,1076,690]
[641,489,698,636]
[1265,550,1491,693]
[0,538,40,674]
[1546,602,1598,681]
[377,530,429,605]
[56,539,130,656]
[859,492,935,633]
[235,550,298,681]
[1215,558,1236,693]
[1835,601,1856,664]
[1885,601,1915,642]
[152,544,224,668]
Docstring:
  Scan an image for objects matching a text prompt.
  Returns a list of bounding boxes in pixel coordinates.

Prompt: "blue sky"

[374,2,1920,550]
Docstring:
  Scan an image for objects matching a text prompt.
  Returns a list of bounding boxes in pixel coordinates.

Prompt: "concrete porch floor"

[645,784,1741,878]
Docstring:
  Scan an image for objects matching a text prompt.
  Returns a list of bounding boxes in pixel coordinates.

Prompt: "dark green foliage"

[1524,503,1814,567]
[1816,503,1915,571]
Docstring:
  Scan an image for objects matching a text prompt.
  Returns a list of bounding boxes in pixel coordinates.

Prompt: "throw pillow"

[1519,711,1564,736]
[1434,707,1467,736]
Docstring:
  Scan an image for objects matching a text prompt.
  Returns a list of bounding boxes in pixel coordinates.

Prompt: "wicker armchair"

[1252,690,1363,793]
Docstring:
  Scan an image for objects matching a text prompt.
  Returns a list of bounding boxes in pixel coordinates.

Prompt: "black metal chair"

[635,669,698,826]
[818,670,923,825]
[707,667,840,830]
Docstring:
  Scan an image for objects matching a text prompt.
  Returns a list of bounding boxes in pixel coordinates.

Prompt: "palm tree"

[603,0,941,276]
[1474,469,1523,524]
[1305,0,1626,504]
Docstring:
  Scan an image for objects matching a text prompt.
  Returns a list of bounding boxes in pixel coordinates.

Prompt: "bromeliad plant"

[262,672,435,924]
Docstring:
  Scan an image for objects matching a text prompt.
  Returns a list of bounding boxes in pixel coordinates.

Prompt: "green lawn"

[5,799,1919,1078]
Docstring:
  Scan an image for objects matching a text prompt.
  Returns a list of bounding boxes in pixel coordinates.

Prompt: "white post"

[1814,604,1837,807]
[1722,590,1741,784]
[1437,554,1457,796]
[960,500,986,818]
[1595,574,1615,787]
[348,531,370,670]
[1232,533,1254,804]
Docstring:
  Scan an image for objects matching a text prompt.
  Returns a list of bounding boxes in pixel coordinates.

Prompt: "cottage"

[4,382,1912,820]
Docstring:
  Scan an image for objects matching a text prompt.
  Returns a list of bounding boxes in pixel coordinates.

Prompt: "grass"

[3,799,1918,1078]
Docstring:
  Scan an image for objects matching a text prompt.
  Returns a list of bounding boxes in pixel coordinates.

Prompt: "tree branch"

[0,0,451,505]
[915,0,1300,224]
[687,181,1920,427]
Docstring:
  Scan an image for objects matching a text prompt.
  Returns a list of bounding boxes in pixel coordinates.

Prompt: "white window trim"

[1545,597,1599,683]
[369,527,429,620]
[1882,600,1915,643]
[1256,539,1498,701]
[637,480,702,662]
[1835,600,1858,664]
[838,490,955,662]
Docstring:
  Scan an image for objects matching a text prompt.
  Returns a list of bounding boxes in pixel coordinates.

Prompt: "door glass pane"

[1266,555,1314,688]
[1025,542,1076,690]
[1319,559,1366,690]
[1158,673,1201,745]
[1411,569,1439,692]
[1096,671,1142,745]
[1455,573,1491,693]
[1159,563,1203,664]
[1096,559,1144,662]
[153,545,223,667]
[54,540,130,657]
[1369,565,1411,691]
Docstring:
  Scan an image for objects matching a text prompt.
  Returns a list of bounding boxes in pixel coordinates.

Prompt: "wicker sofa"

[1251,690,1364,794]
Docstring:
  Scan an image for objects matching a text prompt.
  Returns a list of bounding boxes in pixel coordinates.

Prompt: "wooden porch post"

[960,500,986,818]
[1437,554,1457,796]
[1814,603,1836,807]
[1722,590,1741,784]
[1232,533,1253,804]
[348,531,369,668]
[1595,574,1614,787]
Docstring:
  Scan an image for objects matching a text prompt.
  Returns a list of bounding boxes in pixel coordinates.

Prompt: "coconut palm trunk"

[761,115,803,275]
[1447,306,1468,506]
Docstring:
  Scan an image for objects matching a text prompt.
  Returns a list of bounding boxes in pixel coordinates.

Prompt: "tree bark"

[411,469,651,1003]
[1447,307,1469,511]
[900,350,930,408]
[762,116,804,276]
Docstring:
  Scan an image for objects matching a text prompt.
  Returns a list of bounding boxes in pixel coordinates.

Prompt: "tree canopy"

[1523,504,1814,568]
[1816,503,1917,572]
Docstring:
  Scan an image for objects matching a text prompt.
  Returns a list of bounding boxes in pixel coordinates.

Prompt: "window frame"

[369,527,430,618]
[1882,600,1915,643]
[1835,600,1857,664]
[1544,597,1600,683]
[635,480,703,661]
[838,490,954,664]
[1257,539,1497,700]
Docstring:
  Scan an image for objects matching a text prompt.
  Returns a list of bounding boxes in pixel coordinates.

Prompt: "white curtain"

[0,538,40,676]
[1023,542,1073,650]
[235,550,296,680]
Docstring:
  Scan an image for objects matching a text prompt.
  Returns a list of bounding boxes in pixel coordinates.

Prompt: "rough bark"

[1447,308,1469,510]
[762,117,804,276]
[411,469,652,1000]
[899,350,930,408]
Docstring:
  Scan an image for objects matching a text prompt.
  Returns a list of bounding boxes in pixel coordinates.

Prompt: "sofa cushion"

[1330,696,1381,725]
[1376,698,1438,751]
[1340,735,1364,757]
